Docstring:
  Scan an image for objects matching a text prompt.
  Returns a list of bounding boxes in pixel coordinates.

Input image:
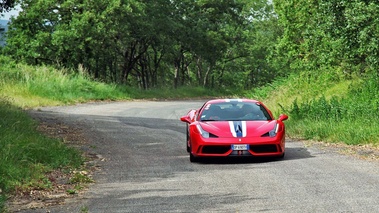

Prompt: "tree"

[5,0,283,90]
[0,0,16,13]
[273,0,379,75]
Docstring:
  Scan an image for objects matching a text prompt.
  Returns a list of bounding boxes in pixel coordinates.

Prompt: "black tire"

[277,152,285,159]
[186,124,190,152]
[189,153,198,163]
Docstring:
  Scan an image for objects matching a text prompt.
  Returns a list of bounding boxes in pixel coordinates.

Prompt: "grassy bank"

[0,57,127,108]
[0,56,233,108]
[0,98,83,211]
[251,70,379,146]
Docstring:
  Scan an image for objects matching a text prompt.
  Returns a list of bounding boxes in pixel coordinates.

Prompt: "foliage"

[4,0,281,90]
[270,0,379,143]
[0,0,16,13]
[69,172,94,185]
[261,70,379,145]
[0,55,237,108]
[0,56,129,107]
[273,0,379,75]
[0,195,5,212]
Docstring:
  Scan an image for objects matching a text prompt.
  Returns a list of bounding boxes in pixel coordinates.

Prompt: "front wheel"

[189,153,199,163]
[186,124,190,152]
[277,152,285,159]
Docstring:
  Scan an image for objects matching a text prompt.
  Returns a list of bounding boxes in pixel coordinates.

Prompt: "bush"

[285,72,379,144]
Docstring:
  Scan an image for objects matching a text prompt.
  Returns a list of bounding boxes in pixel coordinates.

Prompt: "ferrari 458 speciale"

[180,99,288,162]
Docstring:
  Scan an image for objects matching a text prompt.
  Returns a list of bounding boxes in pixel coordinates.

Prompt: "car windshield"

[200,102,271,121]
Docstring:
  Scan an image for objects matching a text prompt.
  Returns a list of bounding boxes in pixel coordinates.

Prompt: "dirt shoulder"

[304,139,379,162]
[6,111,102,212]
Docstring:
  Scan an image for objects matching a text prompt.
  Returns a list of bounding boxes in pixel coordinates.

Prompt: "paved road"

[23,101,379,212]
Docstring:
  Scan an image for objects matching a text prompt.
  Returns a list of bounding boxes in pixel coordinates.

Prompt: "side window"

[259,105,272,120]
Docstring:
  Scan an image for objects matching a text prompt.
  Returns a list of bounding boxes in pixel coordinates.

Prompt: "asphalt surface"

[20,100,379,213]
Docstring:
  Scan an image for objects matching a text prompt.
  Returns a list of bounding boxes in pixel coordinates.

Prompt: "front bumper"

[190,135,285,158]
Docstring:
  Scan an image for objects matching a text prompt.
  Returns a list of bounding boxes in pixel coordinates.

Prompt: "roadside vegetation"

[1,0,379,211]
[0,56,235,108]
[0,97,83,211]
[251,70,379,146]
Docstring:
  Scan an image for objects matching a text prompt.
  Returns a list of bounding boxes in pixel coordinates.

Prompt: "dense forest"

[1,0,379,89]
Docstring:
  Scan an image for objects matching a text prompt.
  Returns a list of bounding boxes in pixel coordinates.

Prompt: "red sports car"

[180,99,288,162]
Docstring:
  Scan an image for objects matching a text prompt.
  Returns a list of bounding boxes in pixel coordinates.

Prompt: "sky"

[1,5,21,20]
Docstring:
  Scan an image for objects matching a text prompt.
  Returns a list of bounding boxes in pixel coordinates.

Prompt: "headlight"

[268,123,279,137]
[196,124,210,138]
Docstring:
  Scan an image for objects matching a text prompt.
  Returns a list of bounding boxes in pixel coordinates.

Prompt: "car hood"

[199,120,276,138]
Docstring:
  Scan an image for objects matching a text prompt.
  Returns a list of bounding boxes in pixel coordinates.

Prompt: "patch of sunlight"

[0,86,62,108]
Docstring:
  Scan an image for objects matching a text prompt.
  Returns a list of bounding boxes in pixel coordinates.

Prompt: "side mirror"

[180,115,192,123]
[278,114,288,121]
[180,109,197,123]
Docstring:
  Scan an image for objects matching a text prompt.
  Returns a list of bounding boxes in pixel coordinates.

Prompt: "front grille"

[202,145,230,154]
[250,145,278,153]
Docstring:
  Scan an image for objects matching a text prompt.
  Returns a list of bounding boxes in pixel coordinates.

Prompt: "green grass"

[0,55,236,108]
[285,119,379,145]
[255,70,379,146]
[0,59,130,108]
[0,98,83,211]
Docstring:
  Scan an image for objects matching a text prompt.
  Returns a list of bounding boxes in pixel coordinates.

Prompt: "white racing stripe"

[228,121,247,138]
[225,99,243,102]
[229,121,236,137]
[242,121,247,137]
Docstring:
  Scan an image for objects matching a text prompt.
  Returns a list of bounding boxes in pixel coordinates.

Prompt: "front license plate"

[232,144,248,151]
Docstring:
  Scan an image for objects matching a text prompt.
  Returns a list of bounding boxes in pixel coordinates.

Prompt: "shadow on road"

[193,147,313,164]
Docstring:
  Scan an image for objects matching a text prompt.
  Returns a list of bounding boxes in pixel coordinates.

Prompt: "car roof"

[205,99,261,104]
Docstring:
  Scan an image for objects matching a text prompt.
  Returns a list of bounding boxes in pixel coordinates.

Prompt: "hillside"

[257,71,379,146]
